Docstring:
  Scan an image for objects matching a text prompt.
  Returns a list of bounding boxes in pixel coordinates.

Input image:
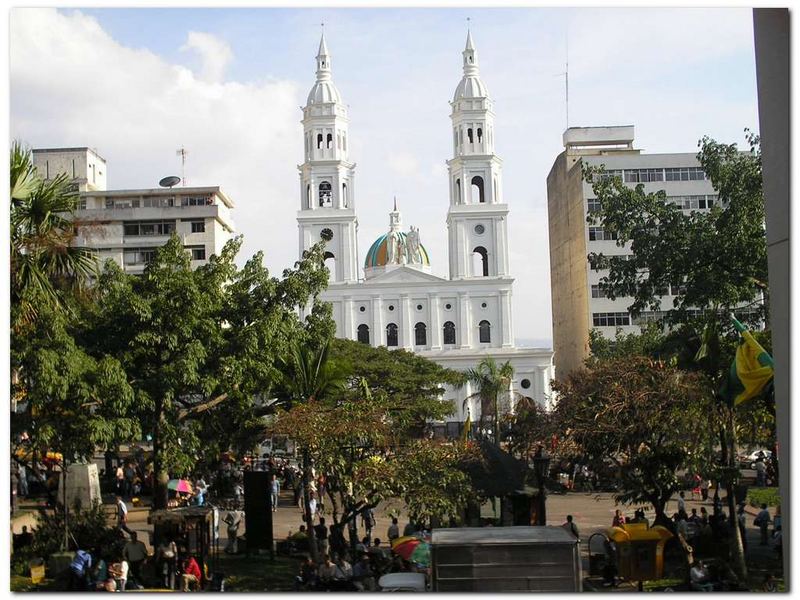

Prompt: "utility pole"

[176,146,188,186]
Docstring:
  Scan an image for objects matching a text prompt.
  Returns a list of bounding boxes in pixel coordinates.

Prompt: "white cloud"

[10,7,302,276]
[180,30,234,84]
[387,151,421,178]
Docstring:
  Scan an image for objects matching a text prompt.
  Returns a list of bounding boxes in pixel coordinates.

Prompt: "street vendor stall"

[148,506,221,589]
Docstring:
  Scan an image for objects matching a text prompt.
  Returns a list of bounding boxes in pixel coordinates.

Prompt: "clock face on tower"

[320,228,333,241]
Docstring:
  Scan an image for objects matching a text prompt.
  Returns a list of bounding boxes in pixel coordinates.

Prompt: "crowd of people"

[289,515,429,592]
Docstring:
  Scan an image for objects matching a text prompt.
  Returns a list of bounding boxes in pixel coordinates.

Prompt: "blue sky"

[9,7,759,345]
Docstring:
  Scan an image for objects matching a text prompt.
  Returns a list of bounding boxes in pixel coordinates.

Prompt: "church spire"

[462,30,478,75]
[316,32,332,81]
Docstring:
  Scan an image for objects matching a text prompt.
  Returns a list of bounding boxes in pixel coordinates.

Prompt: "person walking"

[362,506,376,543]
[315,516,329,557]
[116,495,134,536]
[270,474,280,512]
[156,536,178,589]
[562,515,580,542]
[756,503,772,546]
[754,454,768,487]
[387,517,400,543]
[122,532,148,584]
[700,478,710,502]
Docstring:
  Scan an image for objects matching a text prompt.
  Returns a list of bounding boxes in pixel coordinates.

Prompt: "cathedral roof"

[365,231,430,269]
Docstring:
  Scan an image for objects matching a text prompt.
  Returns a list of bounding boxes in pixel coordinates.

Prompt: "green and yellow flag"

[722,316,774,406]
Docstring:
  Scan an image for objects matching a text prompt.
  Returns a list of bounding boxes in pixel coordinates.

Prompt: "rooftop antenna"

[176,146,188,186]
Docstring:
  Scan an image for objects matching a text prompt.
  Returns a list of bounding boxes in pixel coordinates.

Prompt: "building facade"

[31,147,235,274]
[297,33,554,422]
[547,126,719,380]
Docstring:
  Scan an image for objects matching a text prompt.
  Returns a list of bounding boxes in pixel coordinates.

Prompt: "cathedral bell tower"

[297,33,359,283]
[446,31,510,280]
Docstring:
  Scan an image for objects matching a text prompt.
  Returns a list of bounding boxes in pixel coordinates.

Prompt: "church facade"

[296,33,554,422]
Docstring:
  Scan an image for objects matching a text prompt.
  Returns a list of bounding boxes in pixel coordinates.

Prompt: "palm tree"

[277,338,346,562]
[10,141,97,328]
[463,357,515,445]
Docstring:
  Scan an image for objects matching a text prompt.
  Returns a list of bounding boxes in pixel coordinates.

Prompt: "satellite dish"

[159,175,181,188]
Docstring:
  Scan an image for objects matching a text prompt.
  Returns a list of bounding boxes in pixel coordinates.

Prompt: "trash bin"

[606,524,673,582]
[29,558,45,584]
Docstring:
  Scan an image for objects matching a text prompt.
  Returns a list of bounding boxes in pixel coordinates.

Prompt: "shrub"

[747,487,781,508]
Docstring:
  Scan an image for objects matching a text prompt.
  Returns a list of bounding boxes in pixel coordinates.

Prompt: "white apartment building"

[547,126,719,380]
[31,147,235,274]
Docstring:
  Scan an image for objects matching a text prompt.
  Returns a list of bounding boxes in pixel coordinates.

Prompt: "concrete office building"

[31,147,235,274]
[547,126,719,380]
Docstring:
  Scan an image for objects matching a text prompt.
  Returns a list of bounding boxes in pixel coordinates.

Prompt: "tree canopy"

[551,356,714,524]
[79,234,333,507]
[584,131,767,327]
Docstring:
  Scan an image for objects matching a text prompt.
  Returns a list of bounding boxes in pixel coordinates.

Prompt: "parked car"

[378,573,427,592]
[742,449,772,469]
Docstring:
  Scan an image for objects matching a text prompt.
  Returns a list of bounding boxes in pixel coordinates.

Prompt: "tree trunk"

[301,448,318,562]
[152,407,168,510]
[62,459,69,551]
[724,409,748,582]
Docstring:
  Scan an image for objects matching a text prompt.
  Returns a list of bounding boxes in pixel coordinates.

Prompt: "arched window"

[319,181,332,206]
[323,251,336,280]
[306,184,312,209]
[455,178,461,204]
[479,320,491,343]
[386,323,398,347]
[357,324,370,345]
[473,246,489,277]
[414,322,427,346]
[342,182,348,207]
[467,128,474,143]
[443,321,456,345]
[326,133,333,149]
[471,176,485,203]
[317,133,323,149]
[477,127,483,143]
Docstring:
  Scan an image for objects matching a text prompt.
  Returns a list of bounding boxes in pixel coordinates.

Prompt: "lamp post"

[532,451,551,526]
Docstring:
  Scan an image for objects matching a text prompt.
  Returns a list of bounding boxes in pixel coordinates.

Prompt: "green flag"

[721,316,774,406]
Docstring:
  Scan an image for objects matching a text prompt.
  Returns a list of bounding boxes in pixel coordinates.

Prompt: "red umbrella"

[391,537,431,566]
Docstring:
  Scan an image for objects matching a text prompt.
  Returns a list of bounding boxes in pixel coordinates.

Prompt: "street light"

[532,452,551,526]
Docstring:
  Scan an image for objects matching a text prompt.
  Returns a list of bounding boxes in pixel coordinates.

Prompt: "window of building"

[477,127,483,143]
[317,133,323,149]
[106,198,140,209]
[386,323,398,347]
[326,133,333,149]
[190,220,205,233]
[473,246,489,276]
[588,227,618,242]
[443,321,456,345]
[467,128,474,143]
[592,312,631,327]
[590,284,607,299]
[664,167,706,181]
[123,221,176,236]
[414,322,427,346]
[670,194,717,210]
[587,198,602,212]
[78,199,87,210]
[520,378,531,389]
[474,224,485,235]
[478,320,491,343]
[190,247,206,261]
[123,248,157,265]
[319,181,332,206]
[623,168,664,183]
[599,169,623,182]
[323,251,336,279]
[471,176,485,203]
[671,281,687,296]
[357,324,370,345]
[181,196,211,207]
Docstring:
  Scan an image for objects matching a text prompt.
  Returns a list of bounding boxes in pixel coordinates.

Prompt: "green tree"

[82,235,332,509]
[583,132,768,580]
[10,142,96,329]
[272,344,474,555]
[551,357,713,526]
[584,132,766,326]
[464,357,514,445]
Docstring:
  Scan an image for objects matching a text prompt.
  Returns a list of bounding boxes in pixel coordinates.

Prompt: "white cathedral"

[296,32,554,424]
